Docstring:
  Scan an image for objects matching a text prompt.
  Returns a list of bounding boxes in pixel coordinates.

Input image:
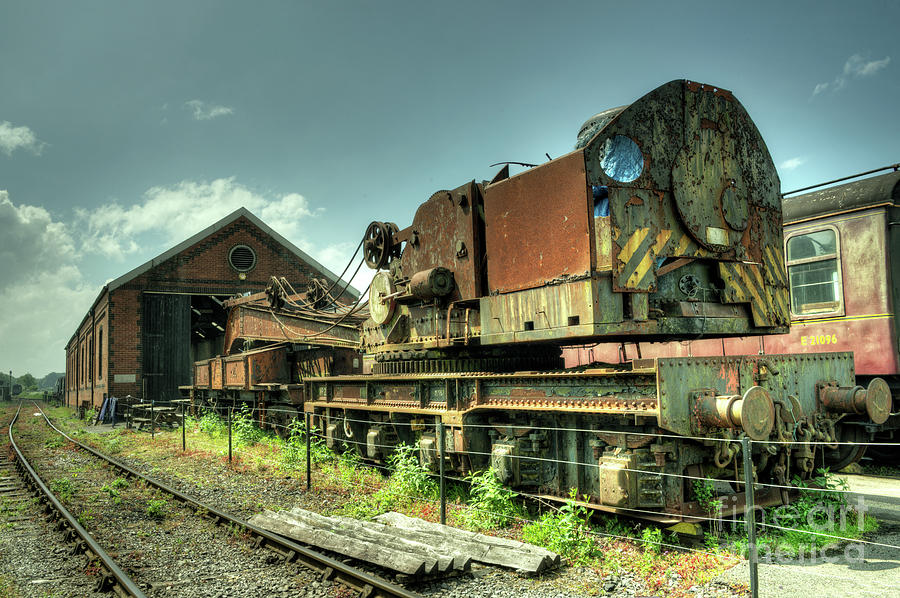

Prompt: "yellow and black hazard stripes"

[614,227,711,290]
[718,261,788,327]
[764,245,787,287]
[762,245,790,322]
[615,227,655,290]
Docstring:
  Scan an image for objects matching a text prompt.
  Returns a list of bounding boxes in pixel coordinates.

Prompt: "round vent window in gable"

[228,245,257,272]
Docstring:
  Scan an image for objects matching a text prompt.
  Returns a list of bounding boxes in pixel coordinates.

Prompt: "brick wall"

[66,215,331,405]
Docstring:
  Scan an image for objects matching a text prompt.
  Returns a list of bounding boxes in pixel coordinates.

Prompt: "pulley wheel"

[364,221,393,270]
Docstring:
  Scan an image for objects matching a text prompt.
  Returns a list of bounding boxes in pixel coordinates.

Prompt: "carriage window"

[786,228,842,316]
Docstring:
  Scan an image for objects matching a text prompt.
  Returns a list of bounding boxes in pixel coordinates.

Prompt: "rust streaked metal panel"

[223,304,360,354]
[193,362,210,388]
[399,181,484,300]
[224,356,247,388]
[210,358,223,390]
[247,348,290,386]
[483,150,592,293]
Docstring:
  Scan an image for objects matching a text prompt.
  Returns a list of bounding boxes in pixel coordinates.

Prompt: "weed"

[279,418,332,468]
[232,404,266,447]
[50,478,74,502]
[333,494,390,520]
[100,483,122,504]
[110,477,129,489]
[460,468,521,530]
[146,498,167,519]
[640,526,663,555]
[693,478,722,517]
[44,436,65,449]
[336,449,364,486]
[77,507,96,526]
[384,444,437,499]
[523,489,599,565]
[0,574,18,598]
[195,409,227,437]
[739,468,877,558]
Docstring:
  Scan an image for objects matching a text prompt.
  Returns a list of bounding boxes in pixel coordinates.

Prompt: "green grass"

[720,468,878,559]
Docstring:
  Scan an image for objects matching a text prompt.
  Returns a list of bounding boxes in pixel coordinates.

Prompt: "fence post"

[438,420,446,525]
[741,436,759,598]
[305,411,311,491]
[228,407,233,463]
[151,399,155,440]
[182,402,186,452]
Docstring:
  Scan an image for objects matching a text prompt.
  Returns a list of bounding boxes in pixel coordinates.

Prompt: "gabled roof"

[106,207,360,298]
[67,208,361,347]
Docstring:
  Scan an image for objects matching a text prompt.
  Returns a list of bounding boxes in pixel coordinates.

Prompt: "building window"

[228,244,257,272]
[785,227,843,317]
[97,327,103,380]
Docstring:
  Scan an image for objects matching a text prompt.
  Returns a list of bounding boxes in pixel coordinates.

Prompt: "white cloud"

[76,177,320,260]
[844,54,891,77]
[0,191,95,375]
[0,180,363,374]
[0,121,46,156]
[185,99,234,121]
[779,157,805,172]
[813,54,891,96]
[300,240,372,297]
[0,191,78,288]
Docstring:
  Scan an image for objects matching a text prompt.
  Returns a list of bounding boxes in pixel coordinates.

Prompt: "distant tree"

[18,373,37,391]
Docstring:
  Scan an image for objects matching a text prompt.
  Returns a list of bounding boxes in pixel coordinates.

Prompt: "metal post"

[438,421,446,525]
[228,407,233,463]
[305,411,311,491]
[741,437,759,598]
[182,402,186,452]
[150,399,155,440]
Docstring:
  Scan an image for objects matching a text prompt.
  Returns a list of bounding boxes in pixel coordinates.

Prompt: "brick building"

[64,208,357,409]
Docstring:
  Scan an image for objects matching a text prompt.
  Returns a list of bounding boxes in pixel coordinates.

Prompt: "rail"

[8,401,148,597]
[35,402,421,598]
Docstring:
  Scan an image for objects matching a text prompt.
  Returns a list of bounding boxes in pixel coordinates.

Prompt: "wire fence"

[70,398,900,598]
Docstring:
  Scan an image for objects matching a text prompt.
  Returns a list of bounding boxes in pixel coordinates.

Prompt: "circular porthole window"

[228,245,257,272]
[598,135,644,183]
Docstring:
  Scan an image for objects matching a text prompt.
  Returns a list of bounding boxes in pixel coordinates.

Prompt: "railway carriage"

[565,168,900,467]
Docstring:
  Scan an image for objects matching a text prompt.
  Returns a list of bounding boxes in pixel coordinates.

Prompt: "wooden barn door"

[142,293,191,402]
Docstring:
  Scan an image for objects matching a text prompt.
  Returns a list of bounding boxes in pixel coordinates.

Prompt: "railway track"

[3,402,124,597]
[9,402,420,598]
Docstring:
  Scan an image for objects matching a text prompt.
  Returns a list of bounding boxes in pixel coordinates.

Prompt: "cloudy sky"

[1,1,897,376]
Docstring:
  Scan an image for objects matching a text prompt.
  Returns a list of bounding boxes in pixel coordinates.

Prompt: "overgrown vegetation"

[523,489,599,565]
[460,468,522,530]
[45,404,850,595]
[751,468,877,557]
